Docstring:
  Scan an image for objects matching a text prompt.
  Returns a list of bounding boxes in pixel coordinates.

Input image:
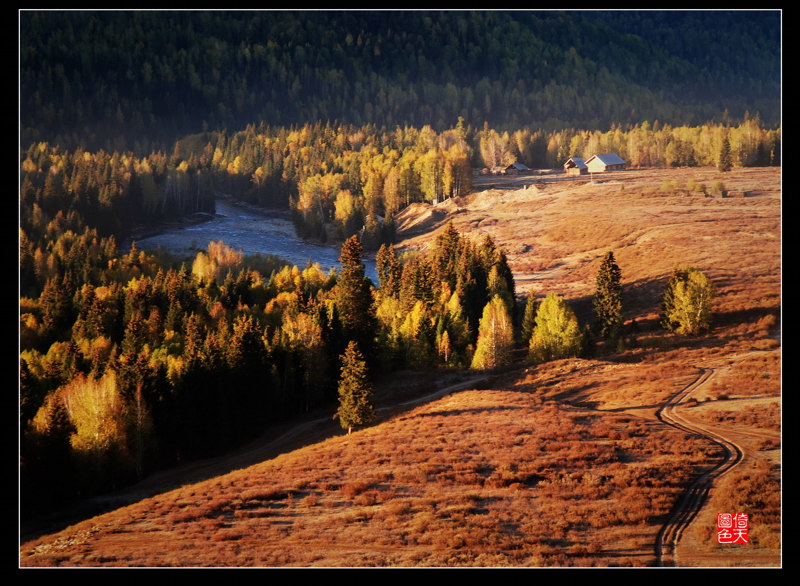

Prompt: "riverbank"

[128,198,378,281]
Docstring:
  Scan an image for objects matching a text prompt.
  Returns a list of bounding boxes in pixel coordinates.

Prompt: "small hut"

[505,162,531,175]
[564,157,588,176]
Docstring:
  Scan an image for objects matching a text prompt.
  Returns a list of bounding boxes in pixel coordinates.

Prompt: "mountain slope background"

[20,10,781,153]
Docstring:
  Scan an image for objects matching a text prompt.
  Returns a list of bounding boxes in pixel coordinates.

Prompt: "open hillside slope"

[396,167,780,326]
[20,167,780,567]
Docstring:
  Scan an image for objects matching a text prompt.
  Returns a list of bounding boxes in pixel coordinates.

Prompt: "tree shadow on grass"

[414,405,529,418]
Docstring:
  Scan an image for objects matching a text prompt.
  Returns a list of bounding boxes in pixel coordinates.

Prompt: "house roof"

[564,157,587,169]
[586,153,626,166]
[506,162,531,171]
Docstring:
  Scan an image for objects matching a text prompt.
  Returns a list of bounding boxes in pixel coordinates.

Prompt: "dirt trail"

[653,348,779,567]
[654,367,745,566]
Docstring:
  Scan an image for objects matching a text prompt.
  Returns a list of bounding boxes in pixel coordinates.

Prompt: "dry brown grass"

[677,458,781,567]
[399,167,780,326]
[20,167,780,567]
[21,379,720,567]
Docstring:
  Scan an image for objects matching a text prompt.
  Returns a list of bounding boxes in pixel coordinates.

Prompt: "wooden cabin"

[564,157,588,176]
[585,153,626,173]
[505,162,531,175]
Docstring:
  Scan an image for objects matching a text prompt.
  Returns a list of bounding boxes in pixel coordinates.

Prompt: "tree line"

[21,117,748,340]
[163,117,782,231]
[20,11,780,154]
[21,117,779,285]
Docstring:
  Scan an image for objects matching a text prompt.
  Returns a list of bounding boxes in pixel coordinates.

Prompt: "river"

[128,199,378,282]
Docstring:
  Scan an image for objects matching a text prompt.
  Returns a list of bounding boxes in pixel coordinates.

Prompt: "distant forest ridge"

[20,10,781,154]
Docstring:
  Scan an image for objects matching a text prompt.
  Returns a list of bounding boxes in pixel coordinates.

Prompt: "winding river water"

[129,199,378,282]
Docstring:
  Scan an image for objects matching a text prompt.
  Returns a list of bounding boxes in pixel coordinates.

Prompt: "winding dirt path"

[654,366,746,567]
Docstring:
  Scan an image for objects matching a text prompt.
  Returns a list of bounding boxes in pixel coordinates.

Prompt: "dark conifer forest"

[21,10,779,153]
[18,10,781,522]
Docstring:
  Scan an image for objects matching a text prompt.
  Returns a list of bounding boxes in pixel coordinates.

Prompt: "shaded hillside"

[13,372,731,567]
[20,10,781,153]
[19,341,781,567]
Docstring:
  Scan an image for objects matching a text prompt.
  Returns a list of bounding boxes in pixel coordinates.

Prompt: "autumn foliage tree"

[471,295,514,370]
[529,293,583,363]
[59,370,135,491]
[661,267,715,335]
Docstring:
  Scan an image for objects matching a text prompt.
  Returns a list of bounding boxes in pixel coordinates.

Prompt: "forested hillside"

[20,10,780,153]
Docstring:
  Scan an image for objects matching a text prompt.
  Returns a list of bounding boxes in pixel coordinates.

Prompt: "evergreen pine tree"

[336,341,375,435]
[718,134,733,172]
[520,292,537,345]
[398,255,434,312]
[335,235,377,362]
[480,234,516,321]
[376,243,402,298]
[40,275,74,339]
[592,251,623,339]
[455,241,488,339]
[431,221,463,289]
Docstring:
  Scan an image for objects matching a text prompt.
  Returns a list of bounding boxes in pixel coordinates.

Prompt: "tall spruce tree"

[592,251,623,339]
[336,341,375,435]
[335,235,377,362]
[520,291,537,346]
[375,243,402,298]
[718,134,733,172]
[431,221,463,290]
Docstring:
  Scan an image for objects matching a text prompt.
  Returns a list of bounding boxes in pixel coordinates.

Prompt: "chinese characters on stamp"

[717,513,748,544]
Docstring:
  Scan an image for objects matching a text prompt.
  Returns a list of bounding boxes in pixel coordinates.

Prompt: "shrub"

[340,480,372,499]
[659,180,678,193]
